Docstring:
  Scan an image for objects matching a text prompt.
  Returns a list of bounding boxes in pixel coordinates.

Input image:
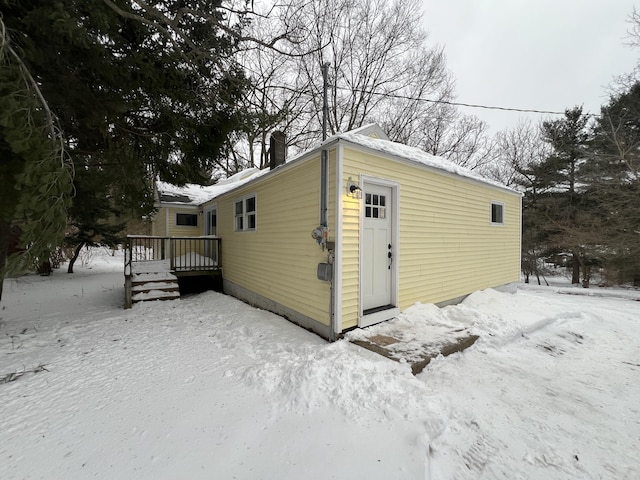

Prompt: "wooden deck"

[124,235,221,308]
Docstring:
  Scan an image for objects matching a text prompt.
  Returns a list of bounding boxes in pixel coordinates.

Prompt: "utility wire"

[235,67,588,117]
[344,87,592,116]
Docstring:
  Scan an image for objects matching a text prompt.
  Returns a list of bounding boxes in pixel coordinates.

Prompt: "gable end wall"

[340,145,521,330]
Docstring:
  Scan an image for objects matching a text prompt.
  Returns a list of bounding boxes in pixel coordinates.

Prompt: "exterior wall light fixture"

[347,180,362,199]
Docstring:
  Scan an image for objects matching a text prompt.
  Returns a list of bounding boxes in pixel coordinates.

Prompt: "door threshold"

[359,306,400,328]
[363,304,395,316]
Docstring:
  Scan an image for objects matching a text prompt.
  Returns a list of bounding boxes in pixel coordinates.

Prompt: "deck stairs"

[124,236,222,309]
[128,260,180,306]
[131,271,180,305]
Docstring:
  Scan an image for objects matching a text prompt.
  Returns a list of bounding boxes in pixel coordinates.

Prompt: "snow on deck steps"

[132,289,180,302]
[131,272,180,304]
[132,281,179,292]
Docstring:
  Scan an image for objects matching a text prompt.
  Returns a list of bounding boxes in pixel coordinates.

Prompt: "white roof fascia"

[158,202,200,209]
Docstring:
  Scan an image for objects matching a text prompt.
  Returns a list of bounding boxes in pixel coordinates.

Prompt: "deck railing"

[125,235,221,276]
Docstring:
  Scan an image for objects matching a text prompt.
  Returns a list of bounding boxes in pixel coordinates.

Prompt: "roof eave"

[334,137,520,196]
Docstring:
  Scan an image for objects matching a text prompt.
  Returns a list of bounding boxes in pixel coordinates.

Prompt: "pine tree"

[0,17,73,297]
[64,164,127,273]
[587,83,640,284]
[538,107,594,285]
[0,0,251,278]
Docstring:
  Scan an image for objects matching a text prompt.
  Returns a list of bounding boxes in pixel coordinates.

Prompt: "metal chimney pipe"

[322,63,329,141]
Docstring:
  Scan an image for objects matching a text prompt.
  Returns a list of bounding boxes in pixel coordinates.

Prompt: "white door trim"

[358,175,400,328]
[203,204,217,236]
[334,144,344,337]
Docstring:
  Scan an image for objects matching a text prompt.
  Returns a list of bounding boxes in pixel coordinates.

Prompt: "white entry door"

[361,183,394,317]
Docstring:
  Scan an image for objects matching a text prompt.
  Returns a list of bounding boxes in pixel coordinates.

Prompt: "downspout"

[320,62,329,227]
[320,62,337,342]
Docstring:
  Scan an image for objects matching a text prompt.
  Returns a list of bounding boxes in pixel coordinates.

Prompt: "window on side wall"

[491,202,504,225]
[176,213,198,226]
[234,194,257,231]
[235,200,244,231]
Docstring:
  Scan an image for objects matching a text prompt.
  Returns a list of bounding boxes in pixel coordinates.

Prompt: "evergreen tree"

[538,107,594,285]
[587,82,640,284]
[64,163,127,273]
[0,0,251,277]
[0,17,73,297]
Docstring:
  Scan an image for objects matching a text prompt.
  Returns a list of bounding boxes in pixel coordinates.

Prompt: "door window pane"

[365,191,387,220]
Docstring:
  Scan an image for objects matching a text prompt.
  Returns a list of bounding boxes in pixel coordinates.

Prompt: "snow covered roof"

[156,124,515,208]
[331,130,516,193]
[156,168,268,206]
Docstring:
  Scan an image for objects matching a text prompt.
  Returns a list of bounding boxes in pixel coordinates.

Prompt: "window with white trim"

[234,194,257,231]
[491,202,504,225]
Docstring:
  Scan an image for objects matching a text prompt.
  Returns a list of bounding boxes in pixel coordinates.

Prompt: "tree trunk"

[67,242,85,273]
[571,253,581,284]
[581,262,591,289]
[0,221,10,302]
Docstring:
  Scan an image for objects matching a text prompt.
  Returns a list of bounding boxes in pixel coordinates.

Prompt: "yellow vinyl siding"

[152,207,167,237]
[341,146,521,329]
[212,154,334,326]
[341,193,361,330]
[165,207,203,237]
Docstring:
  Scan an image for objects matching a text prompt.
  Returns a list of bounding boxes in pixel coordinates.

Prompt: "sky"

[423,0,639,132]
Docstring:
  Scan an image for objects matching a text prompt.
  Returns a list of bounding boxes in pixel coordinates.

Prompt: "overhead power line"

[345,87,592,117]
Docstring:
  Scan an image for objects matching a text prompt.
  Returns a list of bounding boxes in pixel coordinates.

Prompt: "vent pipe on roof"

[322,63,329,141]
[269,131,287,170]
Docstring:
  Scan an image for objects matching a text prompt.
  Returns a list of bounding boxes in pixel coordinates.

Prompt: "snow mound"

[460,288,595,348]
[239,341,448,433]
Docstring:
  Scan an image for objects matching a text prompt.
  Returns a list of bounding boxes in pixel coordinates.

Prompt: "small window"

[176,213,198,226]
[234,194,256,231]
[491,202,504,225]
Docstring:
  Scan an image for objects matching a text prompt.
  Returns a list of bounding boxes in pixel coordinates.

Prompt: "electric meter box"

[317,262,332,281]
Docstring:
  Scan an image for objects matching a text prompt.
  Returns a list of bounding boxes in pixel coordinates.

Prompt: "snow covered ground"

[1,249,639,479]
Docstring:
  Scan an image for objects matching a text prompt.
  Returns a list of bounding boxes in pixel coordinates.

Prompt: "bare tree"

[418,107,496,171]
[287,0,453,149]
[490,119,550,187]
[225,0,499,174]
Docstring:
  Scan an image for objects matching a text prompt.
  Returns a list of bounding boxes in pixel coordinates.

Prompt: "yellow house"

[151,125,521,340]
